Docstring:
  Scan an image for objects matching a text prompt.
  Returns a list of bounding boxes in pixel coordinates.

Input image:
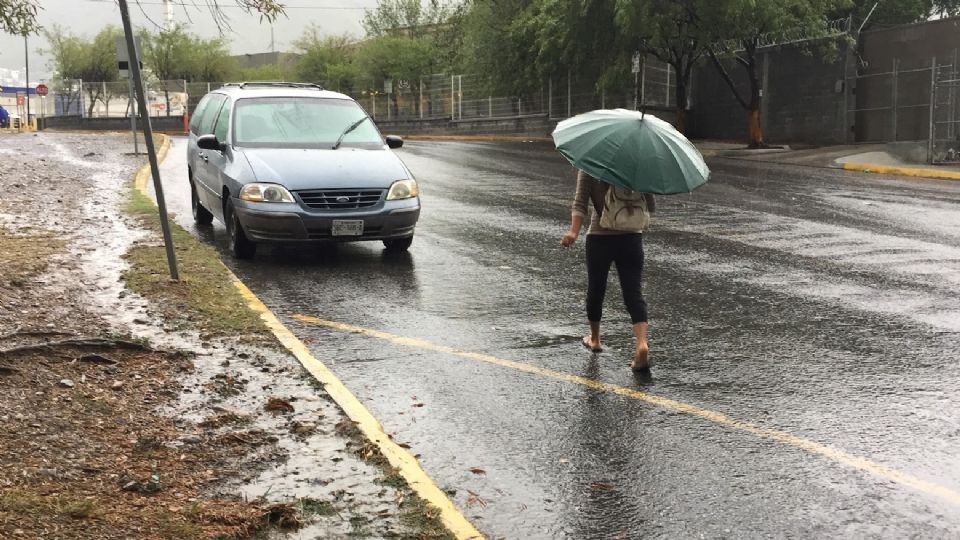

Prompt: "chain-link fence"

[38,55,678,125]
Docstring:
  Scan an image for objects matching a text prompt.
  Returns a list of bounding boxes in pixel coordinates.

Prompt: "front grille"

[296,189,385,210]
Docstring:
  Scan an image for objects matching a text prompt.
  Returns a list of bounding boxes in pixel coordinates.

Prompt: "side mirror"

[385,135,404,149]
[197,134,222,151]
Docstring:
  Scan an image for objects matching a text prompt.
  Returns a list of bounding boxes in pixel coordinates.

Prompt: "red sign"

[16,95,24,106]
[36,84,48,97]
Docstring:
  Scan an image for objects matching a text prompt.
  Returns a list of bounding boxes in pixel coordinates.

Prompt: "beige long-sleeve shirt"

[571,170,655,235]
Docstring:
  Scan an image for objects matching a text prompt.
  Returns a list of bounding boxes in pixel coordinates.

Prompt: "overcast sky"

[0,0,376,80]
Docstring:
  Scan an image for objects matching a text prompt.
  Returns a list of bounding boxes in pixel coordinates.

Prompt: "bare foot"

[581,335,602,353]
[631,342,650,371]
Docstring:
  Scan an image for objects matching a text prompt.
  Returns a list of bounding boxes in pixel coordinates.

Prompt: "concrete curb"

[131,134,484,540]
[842,162,960,181]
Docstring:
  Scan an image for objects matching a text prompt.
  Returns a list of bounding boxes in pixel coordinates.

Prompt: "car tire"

[383,236,413,253]
[191,180,214,225]
[226,199,256,259]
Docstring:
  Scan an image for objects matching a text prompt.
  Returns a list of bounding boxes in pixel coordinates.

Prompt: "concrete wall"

[689,45,847,144]
[39,115,186,133]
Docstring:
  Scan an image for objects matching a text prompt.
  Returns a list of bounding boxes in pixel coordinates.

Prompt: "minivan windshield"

[233,97,383,149]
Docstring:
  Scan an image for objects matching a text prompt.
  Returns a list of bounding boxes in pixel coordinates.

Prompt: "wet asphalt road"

[155,137,960,538]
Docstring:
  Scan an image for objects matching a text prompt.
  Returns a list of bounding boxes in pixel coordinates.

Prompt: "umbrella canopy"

[552,109,710,195]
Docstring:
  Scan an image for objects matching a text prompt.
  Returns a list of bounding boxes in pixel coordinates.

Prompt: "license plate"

[331,220,364,236]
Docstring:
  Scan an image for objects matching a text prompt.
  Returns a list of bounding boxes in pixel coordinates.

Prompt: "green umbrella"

[552,109,710,194]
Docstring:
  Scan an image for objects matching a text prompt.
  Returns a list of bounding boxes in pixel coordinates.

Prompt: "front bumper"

[232,197,420,243]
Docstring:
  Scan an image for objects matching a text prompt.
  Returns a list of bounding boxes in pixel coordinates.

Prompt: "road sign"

[632,52,642,74]
[16,93,25,106]
[116,36,142,78]
[384,78,393,94]
[36,84,48,96]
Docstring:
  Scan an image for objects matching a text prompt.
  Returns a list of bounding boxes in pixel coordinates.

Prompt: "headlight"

[386,179,419,201]
[239,183,295,203]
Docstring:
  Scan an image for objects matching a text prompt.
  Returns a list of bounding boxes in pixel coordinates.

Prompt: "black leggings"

[585,234,648,324]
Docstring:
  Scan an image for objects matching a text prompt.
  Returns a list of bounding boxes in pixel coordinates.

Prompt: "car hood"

[239,147,411,190]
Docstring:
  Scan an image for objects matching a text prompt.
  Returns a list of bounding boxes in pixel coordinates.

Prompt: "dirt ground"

[0,132,450,539]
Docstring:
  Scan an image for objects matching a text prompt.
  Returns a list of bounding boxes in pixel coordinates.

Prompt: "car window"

[199,94,225,135]
[189,95,213,134]
[213,98,232,142]
[233,97,382,148]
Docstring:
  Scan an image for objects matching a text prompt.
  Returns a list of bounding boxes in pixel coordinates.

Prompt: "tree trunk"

[745,46,765,148]
[748,109,763,148]
[674,63,690,135]
[165,89,171,117]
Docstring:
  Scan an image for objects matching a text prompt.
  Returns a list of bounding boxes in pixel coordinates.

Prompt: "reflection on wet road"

[157,137,960,538]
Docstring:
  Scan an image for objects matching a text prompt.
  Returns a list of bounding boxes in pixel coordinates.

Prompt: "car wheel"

[190,180,214,225]
[226,199,256,259]
[383,236,413,253]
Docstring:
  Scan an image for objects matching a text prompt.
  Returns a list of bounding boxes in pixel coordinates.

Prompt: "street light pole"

[118,0,180,281]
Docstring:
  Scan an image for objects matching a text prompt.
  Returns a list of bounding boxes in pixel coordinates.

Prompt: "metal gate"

[930,57,960,164]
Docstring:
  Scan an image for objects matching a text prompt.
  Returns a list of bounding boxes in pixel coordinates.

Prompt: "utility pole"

[164,0,174,29]
[118,0,179,281]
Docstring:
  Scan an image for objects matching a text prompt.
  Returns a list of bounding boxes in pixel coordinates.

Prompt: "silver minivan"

[186,82,420,259]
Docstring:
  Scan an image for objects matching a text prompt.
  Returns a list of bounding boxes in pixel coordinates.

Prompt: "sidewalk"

[697,140,960,181]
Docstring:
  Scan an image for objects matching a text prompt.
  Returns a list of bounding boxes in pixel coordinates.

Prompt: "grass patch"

[398,497,455,540]
[122,184,269,340]
[0,490,101,521]
[0,229,63,285]
[299,497,337,517]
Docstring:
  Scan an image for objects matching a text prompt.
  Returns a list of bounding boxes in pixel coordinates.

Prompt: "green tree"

[458,0,541,95]
[43,25,123,117]
[294,28,360,91]
[0,0,38,34]
[703,0,851,147]
[142,25,234,114]
[362,0,453,36]
[616,0,711,133]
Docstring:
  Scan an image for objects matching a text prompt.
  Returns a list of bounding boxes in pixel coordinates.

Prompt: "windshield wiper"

[333,117,370,150]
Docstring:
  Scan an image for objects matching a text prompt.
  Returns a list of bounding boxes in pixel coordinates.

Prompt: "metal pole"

[601,89,605,109]
[419,79,423,120]
[23,34,30,128]
[450,75,455,120]
[640,56,647,108]
[567,70,571,118]
[548,78,552,119]
[102,81,108,117]
[458,75,463,120]
[665,63,671,107]
[951,49,958,141]
[372,93,376,119]
[929,56,937,164]
[129,77,139,155]
[118,0,179,280]
[488,95,492,117]
[843,42,850,144]
[891,58,898,141]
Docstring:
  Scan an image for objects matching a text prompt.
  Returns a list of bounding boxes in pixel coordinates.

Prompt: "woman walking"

[561,169,655,371]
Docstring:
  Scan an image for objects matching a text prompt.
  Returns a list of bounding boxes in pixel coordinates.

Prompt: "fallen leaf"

[397,443,412,449]
[469,468,486,475]
[590,482,615,492]
[265,397,294,414]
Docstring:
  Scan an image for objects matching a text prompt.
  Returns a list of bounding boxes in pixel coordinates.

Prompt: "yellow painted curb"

[134,135,171,193]
[129,134,483,540]
[232,279,484,539]
[843,162,960,181]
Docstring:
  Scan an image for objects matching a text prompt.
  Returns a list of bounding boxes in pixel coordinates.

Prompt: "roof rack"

[221,82,325,90]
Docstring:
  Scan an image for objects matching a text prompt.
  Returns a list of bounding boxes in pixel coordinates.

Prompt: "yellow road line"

[842,162,960,181]
[292,314,960,508]
[130,135,483,539]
